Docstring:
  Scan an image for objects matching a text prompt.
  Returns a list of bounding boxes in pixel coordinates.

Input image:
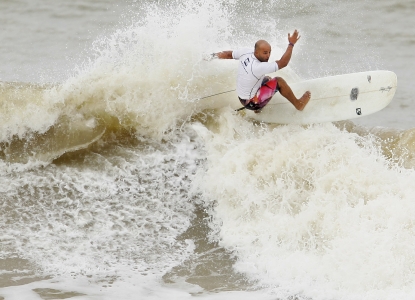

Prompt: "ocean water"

[1,0,415,299]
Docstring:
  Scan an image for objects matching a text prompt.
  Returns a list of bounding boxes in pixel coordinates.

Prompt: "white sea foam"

[2,0,415,299]
[0,126,203,283]
[0,83,61,142]
[41,1,238,141]
[194,110,415,300]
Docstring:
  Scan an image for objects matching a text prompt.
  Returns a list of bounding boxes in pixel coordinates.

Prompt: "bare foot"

[296,91,311,111]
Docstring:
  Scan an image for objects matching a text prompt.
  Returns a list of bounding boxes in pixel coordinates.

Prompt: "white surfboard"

[200,70,397,124]
[247,70,397,124]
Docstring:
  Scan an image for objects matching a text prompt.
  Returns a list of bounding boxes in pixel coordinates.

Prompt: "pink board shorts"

[239,77,279,111]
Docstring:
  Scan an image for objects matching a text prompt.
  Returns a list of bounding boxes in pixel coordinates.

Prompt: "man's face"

[255,43,271,62]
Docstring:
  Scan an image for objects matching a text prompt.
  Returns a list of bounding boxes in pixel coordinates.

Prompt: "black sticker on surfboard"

[350,88,359,101]
[356,108,362,115]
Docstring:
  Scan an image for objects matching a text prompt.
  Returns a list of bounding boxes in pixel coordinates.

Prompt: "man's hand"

[203,51,233,61]
[203,53,218,61]
[276,30,300,69]
[288,30,301,45]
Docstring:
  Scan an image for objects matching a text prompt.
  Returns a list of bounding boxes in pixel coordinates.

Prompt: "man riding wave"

[210,30,311,113]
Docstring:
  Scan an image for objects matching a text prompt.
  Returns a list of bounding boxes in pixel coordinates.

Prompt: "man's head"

[254,40,271,62]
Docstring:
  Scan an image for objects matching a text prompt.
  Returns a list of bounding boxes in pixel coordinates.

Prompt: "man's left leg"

[276,77,311,111]
[250,77,311,112]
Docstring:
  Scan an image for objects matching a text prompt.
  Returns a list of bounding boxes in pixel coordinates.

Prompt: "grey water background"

[1,0,415,299]
[1,0,414,128]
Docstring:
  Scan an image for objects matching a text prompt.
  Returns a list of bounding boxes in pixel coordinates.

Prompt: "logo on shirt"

[243,57,250,66]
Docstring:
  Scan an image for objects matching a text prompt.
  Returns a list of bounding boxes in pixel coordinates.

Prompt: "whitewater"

[1,0,415,299]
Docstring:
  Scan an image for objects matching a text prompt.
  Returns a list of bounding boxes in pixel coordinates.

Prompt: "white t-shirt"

[232,48,278,100]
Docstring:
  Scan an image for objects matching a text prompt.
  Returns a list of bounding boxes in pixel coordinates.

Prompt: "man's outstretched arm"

[276,29,301,69]
[214,51,233,59]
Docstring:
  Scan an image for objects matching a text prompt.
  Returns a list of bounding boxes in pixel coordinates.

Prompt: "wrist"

[289,42,294,47]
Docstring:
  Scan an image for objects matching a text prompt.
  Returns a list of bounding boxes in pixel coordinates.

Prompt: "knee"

[276,77,286,85]
[275,77,287,89]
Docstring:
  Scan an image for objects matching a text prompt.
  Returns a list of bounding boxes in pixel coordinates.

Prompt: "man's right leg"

[276,77,311,111]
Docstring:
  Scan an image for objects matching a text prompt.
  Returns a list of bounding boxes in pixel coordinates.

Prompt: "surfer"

[210,30,311,113]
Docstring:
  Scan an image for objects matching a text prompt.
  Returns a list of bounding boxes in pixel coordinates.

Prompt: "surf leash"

[195,89,235,101]
[190,89,246,112]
